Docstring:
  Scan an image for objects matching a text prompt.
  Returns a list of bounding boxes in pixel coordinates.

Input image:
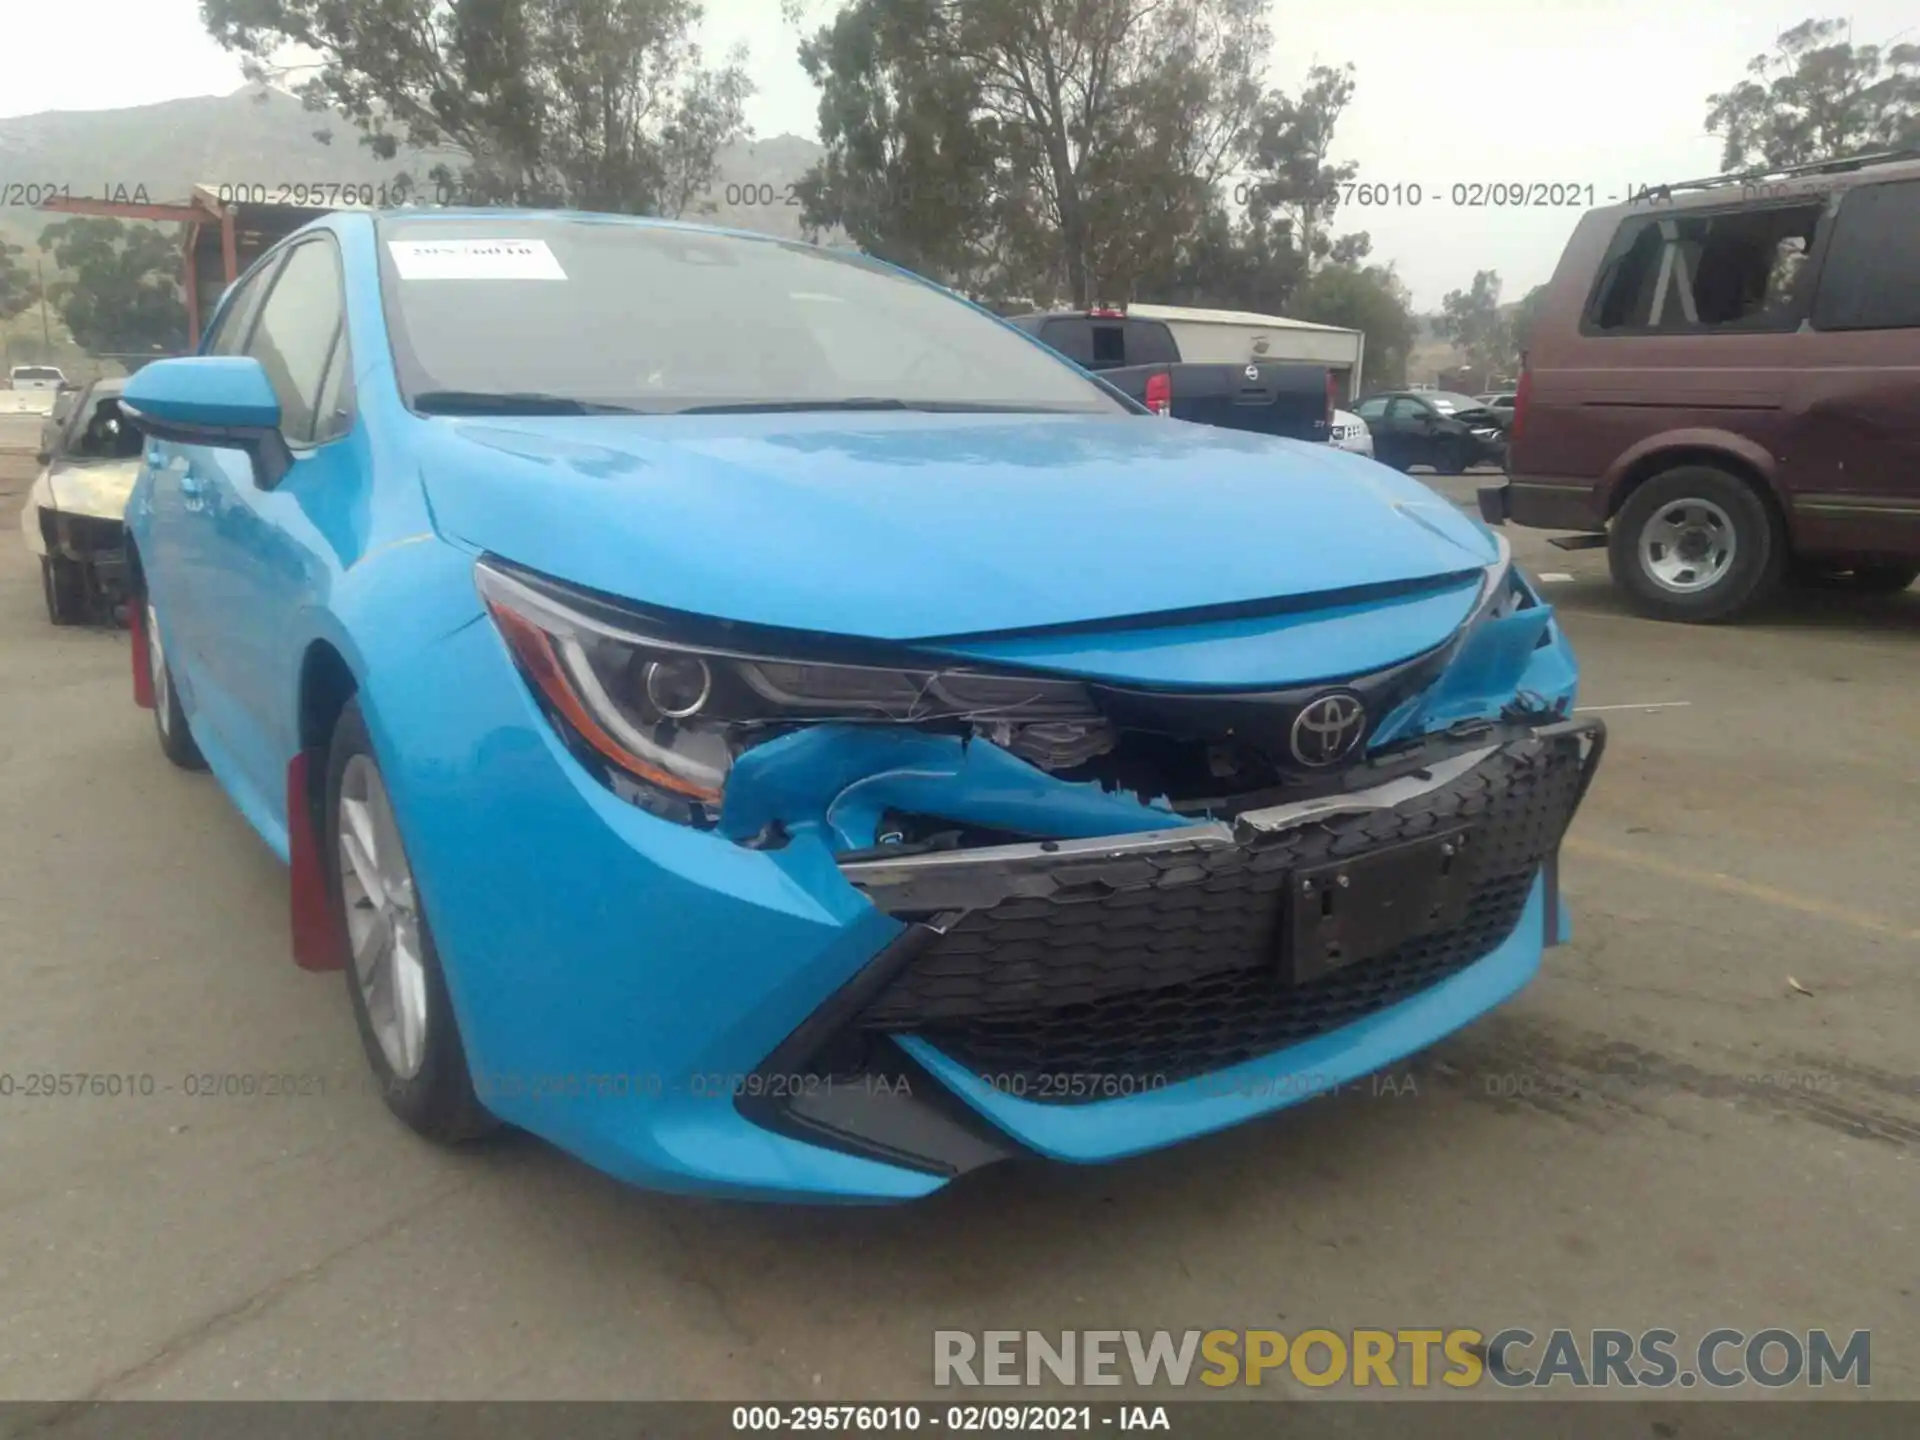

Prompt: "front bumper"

[35,506,129,612]
[390,586,1598,1201]
[743,719,1601,1172]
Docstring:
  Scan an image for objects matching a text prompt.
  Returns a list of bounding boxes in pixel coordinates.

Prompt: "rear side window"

[1038,318,1094,366]
[1123,320,1179,365]
[1585,202,1823,334]
[1811,178,1920,331]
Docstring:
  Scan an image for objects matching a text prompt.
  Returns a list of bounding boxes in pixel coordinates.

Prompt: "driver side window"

[204,263,276,357]
[245,240,348,447]
[1353,396,1388,421]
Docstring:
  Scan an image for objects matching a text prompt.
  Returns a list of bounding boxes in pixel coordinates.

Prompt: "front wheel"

[1432,440,1470,477]
[326,698,496,1145]
[1608,466,1784,623]
[144,598,207,769]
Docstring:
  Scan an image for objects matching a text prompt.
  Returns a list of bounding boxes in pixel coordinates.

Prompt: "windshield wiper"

[412,390,642,416]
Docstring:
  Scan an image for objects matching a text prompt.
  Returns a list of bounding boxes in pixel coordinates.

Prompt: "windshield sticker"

[386,239,567,281]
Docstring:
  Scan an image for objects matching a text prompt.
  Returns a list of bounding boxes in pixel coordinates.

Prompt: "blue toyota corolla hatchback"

[119,209,1603,1201]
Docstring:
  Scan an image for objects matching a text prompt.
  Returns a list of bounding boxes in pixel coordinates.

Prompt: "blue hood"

[416,411,1496,643]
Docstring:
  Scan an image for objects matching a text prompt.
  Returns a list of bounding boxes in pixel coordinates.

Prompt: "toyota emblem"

[1289,692,1367,767]
[1244,363,1260,381]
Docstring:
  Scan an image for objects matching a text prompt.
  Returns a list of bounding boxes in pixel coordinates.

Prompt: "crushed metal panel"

[45,460,141,522]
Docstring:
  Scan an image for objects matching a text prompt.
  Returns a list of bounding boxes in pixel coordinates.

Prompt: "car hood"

[416,411,1497,643]
[48,458,140,520]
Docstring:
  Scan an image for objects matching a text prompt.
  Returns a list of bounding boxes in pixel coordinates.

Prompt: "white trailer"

[1125,303,1366,402]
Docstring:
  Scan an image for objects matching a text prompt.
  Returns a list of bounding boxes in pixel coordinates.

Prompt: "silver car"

[19,377,140,624]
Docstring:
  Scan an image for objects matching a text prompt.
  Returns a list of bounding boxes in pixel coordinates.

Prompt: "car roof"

[1583,149,1920,224]
[365,206,850,252]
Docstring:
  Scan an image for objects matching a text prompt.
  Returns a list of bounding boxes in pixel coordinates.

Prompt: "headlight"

[475,560,1100,825]
[1463,531,1523,626]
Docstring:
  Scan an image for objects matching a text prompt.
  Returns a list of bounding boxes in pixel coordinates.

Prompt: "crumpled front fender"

[719,724,1192,851]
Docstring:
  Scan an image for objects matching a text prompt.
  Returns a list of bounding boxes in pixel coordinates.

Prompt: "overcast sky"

[2,0,1912,308]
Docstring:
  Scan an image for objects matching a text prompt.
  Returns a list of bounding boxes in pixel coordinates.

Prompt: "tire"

[1608,466,1784,623]
[41,555,87,626]
[1790,561,1919,595]
[143,596,207,770]
[1432,441,1469,477]
[325,698,497,1145]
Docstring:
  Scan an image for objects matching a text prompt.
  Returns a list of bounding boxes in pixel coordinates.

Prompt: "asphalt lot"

[1,416,1916,1403]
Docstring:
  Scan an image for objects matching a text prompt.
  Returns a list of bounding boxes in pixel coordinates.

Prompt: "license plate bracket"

[1284,825,1477,986]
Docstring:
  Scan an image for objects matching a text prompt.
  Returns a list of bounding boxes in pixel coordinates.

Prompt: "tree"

[37,220,188,356]
[199,0,751,215]
[1290,262,1415,389]
[0,241,36,324]
[1243,64,1368,275]
[1705,17,1920,171]
[795,0,1271,307]
[1433,269,1510,380]
[1506,282,1549,366]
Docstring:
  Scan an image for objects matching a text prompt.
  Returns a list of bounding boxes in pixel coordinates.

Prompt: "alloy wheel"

[147,603,170,735]
[337,754,430,1080]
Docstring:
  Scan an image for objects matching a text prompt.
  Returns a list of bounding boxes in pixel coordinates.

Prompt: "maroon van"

[1480,151,1920,621]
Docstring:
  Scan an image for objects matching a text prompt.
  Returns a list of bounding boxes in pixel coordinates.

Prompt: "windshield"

[12,367,62,381]
[376,217,1129,416]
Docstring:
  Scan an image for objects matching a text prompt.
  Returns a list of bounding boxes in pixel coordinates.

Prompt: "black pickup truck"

[1005,310,1333,443]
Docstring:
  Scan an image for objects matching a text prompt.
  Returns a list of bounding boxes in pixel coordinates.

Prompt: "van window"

[1811,178,1920,331]
[1586,203,1823,334]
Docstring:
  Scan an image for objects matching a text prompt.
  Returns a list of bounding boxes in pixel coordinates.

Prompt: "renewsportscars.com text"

[933,1328,1871,1389]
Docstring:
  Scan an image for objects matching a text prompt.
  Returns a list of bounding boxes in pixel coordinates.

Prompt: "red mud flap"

[129,604,155,709]
[288,752,348,972]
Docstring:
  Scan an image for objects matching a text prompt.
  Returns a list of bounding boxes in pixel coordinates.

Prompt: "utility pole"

[37,252,50,354]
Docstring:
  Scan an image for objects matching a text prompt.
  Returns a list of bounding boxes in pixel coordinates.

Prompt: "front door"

[180,237,357,820]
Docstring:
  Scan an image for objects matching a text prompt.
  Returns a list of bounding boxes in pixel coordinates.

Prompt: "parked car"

[8,364,69,393]
[1477,392,1518,427]
[1482,151,1920,621]
[1006,309,1333,443]
[1350,390,1508,474]
[1329,407,1374,457]
[18,377,140,624]
[118,210,1602,1202]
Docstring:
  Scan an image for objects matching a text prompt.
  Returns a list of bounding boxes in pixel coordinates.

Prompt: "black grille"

[845,731,1592,1101]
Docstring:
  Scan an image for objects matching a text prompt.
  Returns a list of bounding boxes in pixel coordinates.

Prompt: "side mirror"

[120,356,293,489]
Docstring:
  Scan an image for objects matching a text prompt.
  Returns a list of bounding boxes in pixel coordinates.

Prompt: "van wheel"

[1791,561,1918,595]
[1609,467,1783,623]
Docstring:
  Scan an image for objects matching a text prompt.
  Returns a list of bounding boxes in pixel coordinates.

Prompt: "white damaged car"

[1329,407,1374,458]
[19,377,141,625]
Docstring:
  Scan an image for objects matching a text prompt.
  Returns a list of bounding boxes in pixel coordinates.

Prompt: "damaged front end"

[34,462,139,622]
[475,547,1602,1179]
